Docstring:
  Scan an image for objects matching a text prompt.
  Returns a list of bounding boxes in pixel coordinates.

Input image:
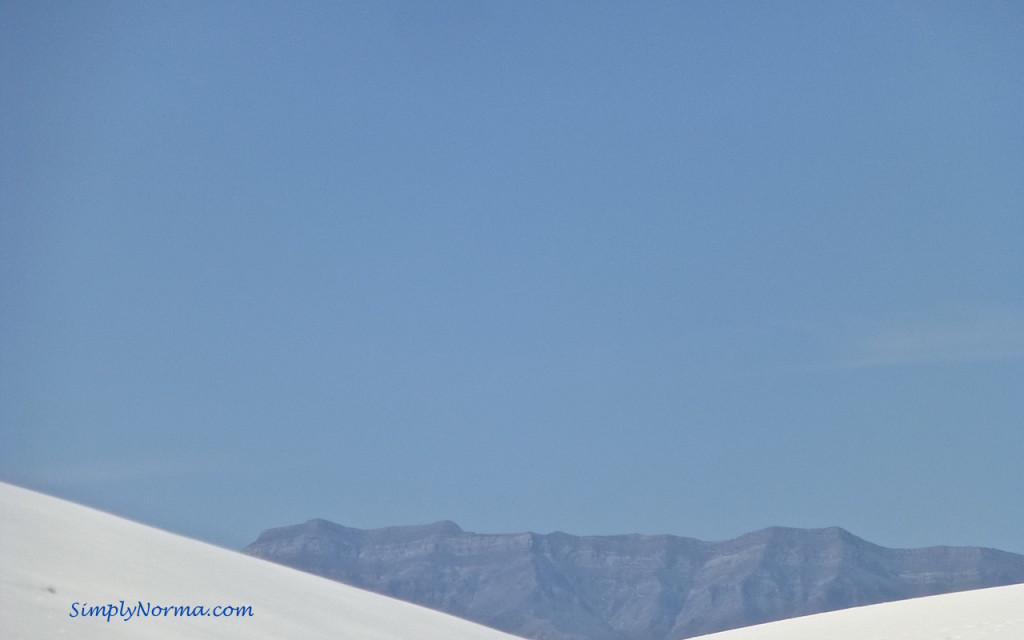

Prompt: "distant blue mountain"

[243,521,1024,639]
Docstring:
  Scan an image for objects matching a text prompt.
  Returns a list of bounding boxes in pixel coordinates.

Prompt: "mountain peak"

[409,520,464,534]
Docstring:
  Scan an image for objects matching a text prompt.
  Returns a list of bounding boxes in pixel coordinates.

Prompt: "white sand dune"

[0,482,527,640]
[689,570,1024,639]
[2,481,1022,640]
[693,581,1024,639]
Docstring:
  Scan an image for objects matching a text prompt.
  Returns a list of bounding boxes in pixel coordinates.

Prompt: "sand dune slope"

[0,482,526,640]
[692,578,1024,639]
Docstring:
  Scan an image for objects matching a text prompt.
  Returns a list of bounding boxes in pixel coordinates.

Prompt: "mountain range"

[242,520,1024,640]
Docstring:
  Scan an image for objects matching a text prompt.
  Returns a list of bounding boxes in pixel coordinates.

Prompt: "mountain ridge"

[242,520,1024,640]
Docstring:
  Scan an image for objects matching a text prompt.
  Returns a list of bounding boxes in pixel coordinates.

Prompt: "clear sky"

[2,2,1022,554]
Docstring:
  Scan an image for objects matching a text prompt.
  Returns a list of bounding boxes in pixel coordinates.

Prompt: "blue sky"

[2,2,1022,554]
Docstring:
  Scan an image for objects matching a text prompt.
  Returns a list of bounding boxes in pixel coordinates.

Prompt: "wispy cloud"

[804,306,1024,371]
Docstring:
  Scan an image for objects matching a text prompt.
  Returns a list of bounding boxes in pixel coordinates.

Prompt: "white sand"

[692,568,1024,639]
[0,482,526,640]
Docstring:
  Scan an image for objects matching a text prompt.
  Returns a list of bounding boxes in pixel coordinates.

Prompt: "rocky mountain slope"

[242,521,1024,640]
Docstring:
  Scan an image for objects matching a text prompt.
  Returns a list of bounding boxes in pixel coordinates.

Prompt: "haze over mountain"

[4,2,1023,564]
[243,519,1024,640]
